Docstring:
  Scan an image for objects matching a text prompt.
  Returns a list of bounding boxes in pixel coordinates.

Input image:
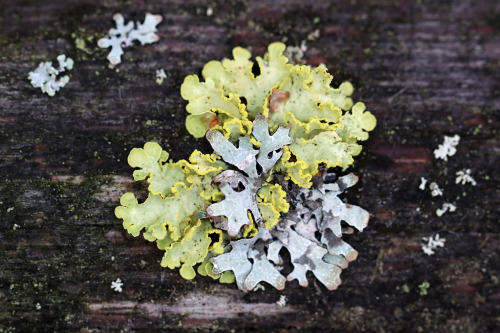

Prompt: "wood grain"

[1,0,499,331]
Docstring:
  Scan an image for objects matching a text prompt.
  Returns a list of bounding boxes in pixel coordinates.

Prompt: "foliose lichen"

[97,13,162,65]
[180,42,376,187]
[115,43,376,291]
[28,54,74,96]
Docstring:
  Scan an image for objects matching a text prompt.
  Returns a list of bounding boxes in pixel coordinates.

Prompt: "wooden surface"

[1,0,499,332]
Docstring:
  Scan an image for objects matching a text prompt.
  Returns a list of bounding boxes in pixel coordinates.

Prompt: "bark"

[0,0,499,332]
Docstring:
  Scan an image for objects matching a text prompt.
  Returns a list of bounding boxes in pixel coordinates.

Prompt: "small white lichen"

[307,28,320,41]
[35,303,41,310]
[455,169,477,186]
[156,69,167,85]
[98,13,162,65]
[419,177,427,190]
[434,135,460,161]
[422,234,446,255]
[28,54,74,96]
[429,182,443,197]
[436,202,456,217]
[111,278,123,292]
[285,40,308,64]
[276,295,287,307]
[206,7,214,16]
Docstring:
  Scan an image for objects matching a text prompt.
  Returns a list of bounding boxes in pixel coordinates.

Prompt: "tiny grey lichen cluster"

[28,55,74,96]
[97,13,162,65]
[29,13,163,97]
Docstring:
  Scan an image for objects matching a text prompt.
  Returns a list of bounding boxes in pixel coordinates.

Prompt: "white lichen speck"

[111,278,123,292]
[436,202,456,217]
[156,69,167,85]
[419,177,427,190]
[434,135,460,161]
[307,28,320,41]
[276,295,287,307]
[429,182,443,197]
[98,13,162,65]
[28,54,74,96]
[422,234,446,255]
[285,45,304,63]
[455,169,477,186]
[35,303,41,310]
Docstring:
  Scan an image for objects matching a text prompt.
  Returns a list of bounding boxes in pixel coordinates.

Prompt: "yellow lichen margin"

[160,219,225,280]
[181,75,249,138]
[277,132,362,187]
[242,223,259,238]
[197,251,236,283]
[115,142,233,281]
[201,42,292,119]
[115,186,206,242]
[257,183,289,229]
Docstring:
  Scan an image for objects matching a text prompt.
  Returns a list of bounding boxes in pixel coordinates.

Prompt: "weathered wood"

[1,0,499,331]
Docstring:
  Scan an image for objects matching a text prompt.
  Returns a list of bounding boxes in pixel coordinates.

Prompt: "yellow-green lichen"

[257,183,289,229]
[180,42,376,187]
[160,219,224,280]
[115,142,230,279]
[116,129,293,280]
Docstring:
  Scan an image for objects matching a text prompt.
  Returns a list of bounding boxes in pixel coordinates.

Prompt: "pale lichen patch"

[434,135,460,161]
[419,177,427,190]
[429,182,443,197]
[276,295,287,307]
[111,278,123,292]
[156,69,167,85]
[436,202,456,217]
[422,234,446,255]
[455,169,477,186]
[28,54,74,96]
[97,13,162,65]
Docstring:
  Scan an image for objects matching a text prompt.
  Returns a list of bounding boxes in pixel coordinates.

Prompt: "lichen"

[211,172,369,291]
[98,13,162,65]
[204,116,292,236]
[116,43,376,291]
[115,143,228,279]
[434,135,460,161]
[180,42,376,187]
[116,117,293,280]
[28,54,74,96]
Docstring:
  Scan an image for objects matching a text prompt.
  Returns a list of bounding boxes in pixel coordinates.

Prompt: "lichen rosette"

[115,43,376,291]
